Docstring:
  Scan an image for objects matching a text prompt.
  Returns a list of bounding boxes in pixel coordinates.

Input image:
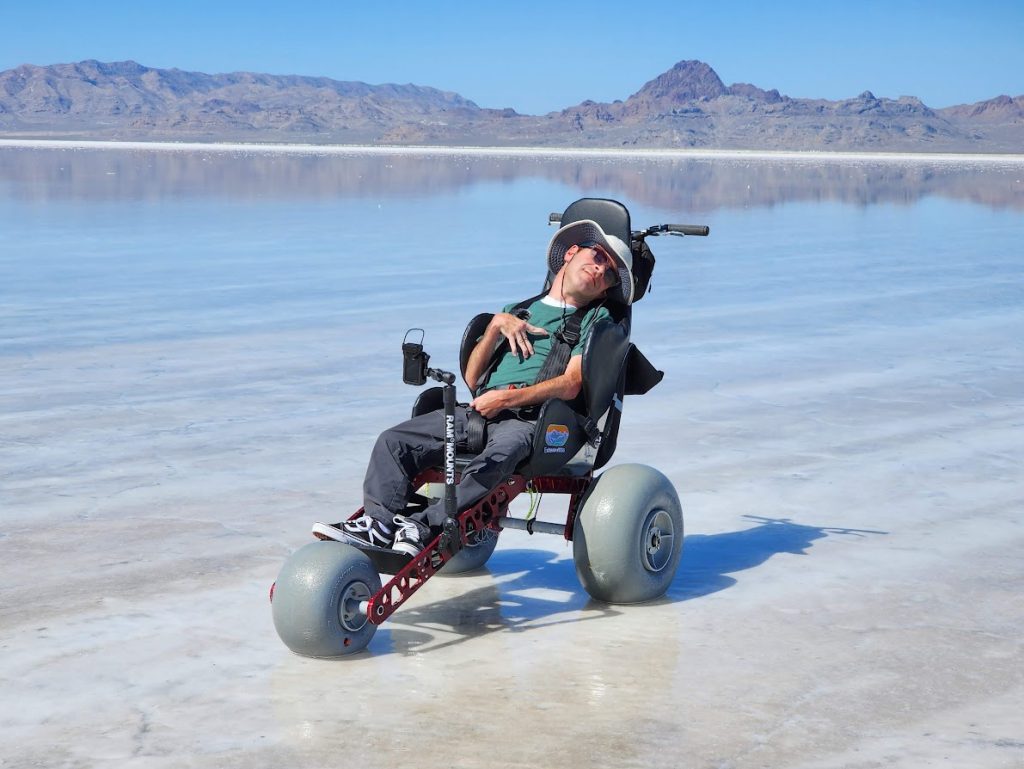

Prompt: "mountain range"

[1,59,1021,152]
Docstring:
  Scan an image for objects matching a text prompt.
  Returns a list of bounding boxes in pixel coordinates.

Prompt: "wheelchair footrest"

[350,542,414,575]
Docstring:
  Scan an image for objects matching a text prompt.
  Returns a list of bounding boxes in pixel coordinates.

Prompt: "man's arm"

[470,355,583,418]
[464,312,549,392]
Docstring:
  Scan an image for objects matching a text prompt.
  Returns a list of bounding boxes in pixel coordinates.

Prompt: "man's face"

[564,243,620,301]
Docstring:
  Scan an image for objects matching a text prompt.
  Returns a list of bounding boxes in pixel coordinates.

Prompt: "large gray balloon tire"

[572,464,683,603]
[439,527,500,575]
[272,541,382,657]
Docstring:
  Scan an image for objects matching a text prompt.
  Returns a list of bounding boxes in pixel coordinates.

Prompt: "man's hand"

[470,355,584,419]
[489,313,548,359]
[470,389,513,419]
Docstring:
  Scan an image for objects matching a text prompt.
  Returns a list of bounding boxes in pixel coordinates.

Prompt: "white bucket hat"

[547,219,634,305]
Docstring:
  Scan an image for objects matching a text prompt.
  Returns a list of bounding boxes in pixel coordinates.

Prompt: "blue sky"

[3,0,1022,113]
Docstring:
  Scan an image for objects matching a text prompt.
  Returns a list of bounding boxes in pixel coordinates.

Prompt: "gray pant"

[362,407,535,531]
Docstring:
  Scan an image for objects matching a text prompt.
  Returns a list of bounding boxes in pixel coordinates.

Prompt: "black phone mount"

[401,329,461,556]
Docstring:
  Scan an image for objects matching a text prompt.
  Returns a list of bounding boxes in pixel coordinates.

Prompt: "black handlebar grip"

[669,224,710,236]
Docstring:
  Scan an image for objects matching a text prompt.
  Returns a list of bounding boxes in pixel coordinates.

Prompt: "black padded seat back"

[460,312,494,392]
[457,304,631,423]
[581,315,632,470]
[581,317,630,423]
[417,309,650,474]
[521,398,591,477]
[410,385,445,419]
[519,312,632,478]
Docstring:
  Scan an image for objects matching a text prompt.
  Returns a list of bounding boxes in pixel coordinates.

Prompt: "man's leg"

[414,415,536,531]
[362,407,470,525]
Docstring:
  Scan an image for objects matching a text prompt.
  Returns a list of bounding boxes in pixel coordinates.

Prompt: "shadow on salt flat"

[381,548,615,654]
[368,517,887,655]
[668,515,888,601]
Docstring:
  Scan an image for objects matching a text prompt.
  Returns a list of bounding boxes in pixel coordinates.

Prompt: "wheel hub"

[339,581,372,632]
[641,508,675,573]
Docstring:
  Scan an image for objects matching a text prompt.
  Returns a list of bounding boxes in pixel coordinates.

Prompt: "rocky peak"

[630,60,728,104]
[609,59,728,119]
[940,94,1024,120]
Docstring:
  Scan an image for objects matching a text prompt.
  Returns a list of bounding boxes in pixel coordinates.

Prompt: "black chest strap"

[533,300,597,385]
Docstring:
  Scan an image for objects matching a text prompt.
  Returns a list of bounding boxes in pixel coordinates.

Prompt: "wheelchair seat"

[410,197,664,480]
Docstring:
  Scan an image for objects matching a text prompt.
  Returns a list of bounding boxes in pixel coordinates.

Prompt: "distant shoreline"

[2,138,1023,164]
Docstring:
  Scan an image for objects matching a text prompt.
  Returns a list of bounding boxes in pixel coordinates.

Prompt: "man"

[314,218,634,556]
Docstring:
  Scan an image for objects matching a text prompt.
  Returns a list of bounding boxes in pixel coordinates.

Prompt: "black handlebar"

[664,224,710,237]
[549,214,710,239]
[634,223,710,238]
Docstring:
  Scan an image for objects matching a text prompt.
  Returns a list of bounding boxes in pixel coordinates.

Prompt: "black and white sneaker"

[391,515,429,557]
[312,515,393,548]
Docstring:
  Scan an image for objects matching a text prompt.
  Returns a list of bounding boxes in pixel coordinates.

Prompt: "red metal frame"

[363,471,591,626]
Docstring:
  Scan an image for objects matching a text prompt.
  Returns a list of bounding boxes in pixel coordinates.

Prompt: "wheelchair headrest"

[559,198,632,245]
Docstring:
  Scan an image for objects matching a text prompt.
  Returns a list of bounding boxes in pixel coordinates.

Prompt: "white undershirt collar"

[541,295,577,310]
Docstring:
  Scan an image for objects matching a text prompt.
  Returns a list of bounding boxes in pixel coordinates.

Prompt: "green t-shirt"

[484,297,610,390]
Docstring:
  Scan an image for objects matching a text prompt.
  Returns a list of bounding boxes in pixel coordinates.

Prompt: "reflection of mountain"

[2,146,1021,211]
[2,59,1022,152]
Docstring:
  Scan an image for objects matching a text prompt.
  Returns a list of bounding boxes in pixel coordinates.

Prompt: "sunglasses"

[578,242,620,286]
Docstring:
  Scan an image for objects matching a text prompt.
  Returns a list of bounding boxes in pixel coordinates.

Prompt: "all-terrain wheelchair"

[271,198,709,656]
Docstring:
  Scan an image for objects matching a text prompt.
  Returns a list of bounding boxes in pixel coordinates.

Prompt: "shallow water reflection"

[2,144,1022,211]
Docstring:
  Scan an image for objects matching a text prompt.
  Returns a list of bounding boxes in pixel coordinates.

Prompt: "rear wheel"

[572,464,683,603]
[440,527,499,575]
[271,541,381,656]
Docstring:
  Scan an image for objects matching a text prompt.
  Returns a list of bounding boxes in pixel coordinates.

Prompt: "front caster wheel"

[271,541,381,656]
[572,464,683,603]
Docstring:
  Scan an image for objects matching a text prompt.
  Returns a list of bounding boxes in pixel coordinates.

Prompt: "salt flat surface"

[1,147,1022,768]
